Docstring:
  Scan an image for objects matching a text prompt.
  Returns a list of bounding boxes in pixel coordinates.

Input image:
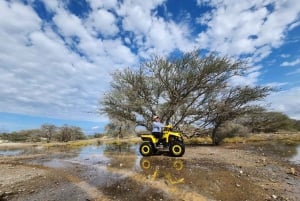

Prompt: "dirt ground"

[0,142,299,201]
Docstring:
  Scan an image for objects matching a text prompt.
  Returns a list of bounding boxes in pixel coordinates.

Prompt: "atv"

[139,125,185,157]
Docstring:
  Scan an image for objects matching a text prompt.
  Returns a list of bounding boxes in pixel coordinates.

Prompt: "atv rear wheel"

[169,141,185,157]
[140,158,151,170]
[139,142,153,156]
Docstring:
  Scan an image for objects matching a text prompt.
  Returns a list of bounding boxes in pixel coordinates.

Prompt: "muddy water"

[21,144,260,200]
[0,146,43,156]
[240,142,300,164]
[1,142,300,201]
[1,141,299,163]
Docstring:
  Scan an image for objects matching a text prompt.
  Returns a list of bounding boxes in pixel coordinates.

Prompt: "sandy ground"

[0,142,299,201]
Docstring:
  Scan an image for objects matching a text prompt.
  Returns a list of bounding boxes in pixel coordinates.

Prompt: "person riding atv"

[139,117,185,157]
[151,115,165,144]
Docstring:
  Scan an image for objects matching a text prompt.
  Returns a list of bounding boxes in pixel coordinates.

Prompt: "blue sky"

[0,0,300,134]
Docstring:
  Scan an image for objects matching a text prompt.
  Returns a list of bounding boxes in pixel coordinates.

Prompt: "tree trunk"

[211,126,219,145]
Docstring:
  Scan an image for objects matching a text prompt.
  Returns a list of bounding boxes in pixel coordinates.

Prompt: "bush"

[216,122,249,143]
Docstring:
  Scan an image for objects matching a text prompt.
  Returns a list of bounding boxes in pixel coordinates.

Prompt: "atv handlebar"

[164,124,173,131]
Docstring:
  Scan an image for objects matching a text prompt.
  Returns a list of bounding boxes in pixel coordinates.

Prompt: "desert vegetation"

[0,124,86,143]
[99,50,300,144]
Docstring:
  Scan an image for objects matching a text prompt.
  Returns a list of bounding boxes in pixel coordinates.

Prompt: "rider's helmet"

[153,115,159,120]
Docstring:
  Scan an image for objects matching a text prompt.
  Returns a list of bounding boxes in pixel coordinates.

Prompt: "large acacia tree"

[100,50,271,144]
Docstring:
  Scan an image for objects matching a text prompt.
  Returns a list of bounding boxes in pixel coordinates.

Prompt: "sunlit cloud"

[0,0,300,132]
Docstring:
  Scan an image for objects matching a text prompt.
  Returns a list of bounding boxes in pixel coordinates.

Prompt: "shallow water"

[1,141,300,164]
[2,142,300,200]
[290,145,300,164]
[243,141,300,164]
[0,146,42,156]
[0,149,23,156]
[25,143,267,200]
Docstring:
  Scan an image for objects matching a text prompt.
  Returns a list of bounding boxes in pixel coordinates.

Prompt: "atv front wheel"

[139,142,153,156]
[169,141,185,157]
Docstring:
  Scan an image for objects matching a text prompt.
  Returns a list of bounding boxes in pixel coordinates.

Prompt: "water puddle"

[20,143,269,200]
[3,141,299,164]
[0,146,43,156]
[2,141,300,200]
[243,141,300,164]
[289,145,300,164]
[0,149,23,156]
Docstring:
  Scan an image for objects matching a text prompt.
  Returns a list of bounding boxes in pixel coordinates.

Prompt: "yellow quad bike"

[139,125,185,157]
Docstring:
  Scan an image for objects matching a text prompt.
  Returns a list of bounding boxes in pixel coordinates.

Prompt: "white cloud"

[87,9,119,37]
[1,0,300,126]
[53,9,90,40]
[92,126,99,130]
[148,18,175,52]
[197,1,270,56]
[280,54,290,58]
[117,0,194,57]
[0,1,41,32]
[120,4,153,34]
[41,0,60,12]
[195,0,300,87]
[281,58,300,67]
[265,82,288,88]
[0,1,135,122]
[266,87,300,120]
[229,71,261,87]
[196,0,300,60]
[289,21,300,30]
[103,39,137,64]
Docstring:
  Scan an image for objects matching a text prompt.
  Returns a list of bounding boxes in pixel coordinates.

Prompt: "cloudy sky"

[1,0,300,134]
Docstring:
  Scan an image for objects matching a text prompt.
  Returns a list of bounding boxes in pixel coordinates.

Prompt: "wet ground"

[0,142,299,201]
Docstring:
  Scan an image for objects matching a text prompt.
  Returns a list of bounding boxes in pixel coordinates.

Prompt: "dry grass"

[42,136,141,148]
[2,133,299,148]
[184,132,300,145]
[223,132,300,144]
[184,137,212,145]
[40,138,98,148]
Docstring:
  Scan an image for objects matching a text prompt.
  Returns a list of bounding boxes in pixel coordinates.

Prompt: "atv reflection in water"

[139,157,185,185]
